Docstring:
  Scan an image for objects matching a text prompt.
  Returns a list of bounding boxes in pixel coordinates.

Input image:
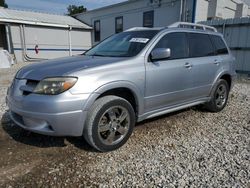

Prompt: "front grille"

[11,112,24,125]
[20,79,39,96]
[26,80,39,88]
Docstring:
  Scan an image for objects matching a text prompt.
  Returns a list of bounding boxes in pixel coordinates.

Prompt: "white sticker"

[129,38,149,43]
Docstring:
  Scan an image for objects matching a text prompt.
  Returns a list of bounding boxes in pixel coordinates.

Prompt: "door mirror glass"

[151,48,171,61]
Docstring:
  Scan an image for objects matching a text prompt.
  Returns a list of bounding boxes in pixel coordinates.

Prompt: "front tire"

[84,96,135,152]
[205,79,229,112]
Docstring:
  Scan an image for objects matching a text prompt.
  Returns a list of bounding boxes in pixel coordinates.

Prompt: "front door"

[145,32,194,112]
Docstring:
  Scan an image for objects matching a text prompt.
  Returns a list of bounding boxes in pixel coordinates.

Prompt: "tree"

[0,0,8,8]
[67,5,87,16]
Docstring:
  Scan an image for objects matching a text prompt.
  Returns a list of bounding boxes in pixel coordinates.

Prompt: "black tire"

[204,79,229,112]
[83,95,135,152]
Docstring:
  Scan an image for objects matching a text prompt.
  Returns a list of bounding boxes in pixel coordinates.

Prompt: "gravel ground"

[0,63,249,187]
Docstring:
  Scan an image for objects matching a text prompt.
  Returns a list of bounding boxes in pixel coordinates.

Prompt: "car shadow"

[1,111,94,151]
[1,105,207,151]
[66,137,95,152]
[136,106,202,127]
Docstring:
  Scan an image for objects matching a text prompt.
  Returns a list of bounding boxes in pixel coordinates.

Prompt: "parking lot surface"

[0,63,249,187]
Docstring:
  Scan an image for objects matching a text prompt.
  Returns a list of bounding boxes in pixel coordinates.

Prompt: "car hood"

[16,55,128,80]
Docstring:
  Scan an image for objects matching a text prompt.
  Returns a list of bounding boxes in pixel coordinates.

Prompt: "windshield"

[85,30,159,57]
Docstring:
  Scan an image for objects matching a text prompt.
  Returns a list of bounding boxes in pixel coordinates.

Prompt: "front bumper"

[6,88,91,136]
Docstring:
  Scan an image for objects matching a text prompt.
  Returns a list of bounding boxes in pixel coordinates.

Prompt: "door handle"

[214,60,221,65]
[184,62,192,69]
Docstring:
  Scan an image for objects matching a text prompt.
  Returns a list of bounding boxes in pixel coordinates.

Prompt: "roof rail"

[125,27,149,31]
[168,22,217,32]
[125,27,163,32]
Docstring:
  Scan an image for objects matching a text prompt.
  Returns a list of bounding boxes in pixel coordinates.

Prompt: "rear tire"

[83,95,135,152]
[204,79,229,112]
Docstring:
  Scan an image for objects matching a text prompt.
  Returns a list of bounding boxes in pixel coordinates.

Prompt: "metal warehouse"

[0,8,92,63]
[201,17,250,74]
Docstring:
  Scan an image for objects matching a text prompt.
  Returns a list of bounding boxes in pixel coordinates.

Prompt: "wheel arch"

[219,74,232,90]
[84,81,144,118]
[209,71,232,97]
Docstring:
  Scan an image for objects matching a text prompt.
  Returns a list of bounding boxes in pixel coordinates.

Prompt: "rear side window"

[210,35,229,55]
[188,33,215,58]
[154,32,188,59]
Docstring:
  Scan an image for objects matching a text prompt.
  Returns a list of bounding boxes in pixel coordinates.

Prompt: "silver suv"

[7,22,236,152]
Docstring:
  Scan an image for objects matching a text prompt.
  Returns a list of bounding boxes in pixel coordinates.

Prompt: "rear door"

[186,32,219,98]
[210,34,230,69]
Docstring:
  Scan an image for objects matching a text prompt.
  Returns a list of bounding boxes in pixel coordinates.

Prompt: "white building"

[0,8,92,62]
[76,0,194,45]
[75,0,250,45]
[195,0,250,22]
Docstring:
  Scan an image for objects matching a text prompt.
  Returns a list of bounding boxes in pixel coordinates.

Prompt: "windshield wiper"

[92,53,106,57]
[92,54,120,57]
[87,52,129,58]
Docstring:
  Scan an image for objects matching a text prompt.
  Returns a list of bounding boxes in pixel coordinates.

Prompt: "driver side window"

[154,32,188,60]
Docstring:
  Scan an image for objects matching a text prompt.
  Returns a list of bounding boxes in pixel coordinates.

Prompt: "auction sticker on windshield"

[129,38,149,43]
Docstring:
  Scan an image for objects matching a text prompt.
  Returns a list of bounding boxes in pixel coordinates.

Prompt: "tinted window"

[210,35,228,55]
[143,11,154,28]
[94,20,100,42]
[154,32,188,59]
[115,17,123,33]
[85,30,159,57]
[188,33,215,57]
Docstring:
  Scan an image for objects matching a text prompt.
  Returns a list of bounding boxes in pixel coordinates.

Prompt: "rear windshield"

[85,30,159,57]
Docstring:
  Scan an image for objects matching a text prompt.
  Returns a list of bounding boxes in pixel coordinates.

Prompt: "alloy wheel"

[97,106,130,146]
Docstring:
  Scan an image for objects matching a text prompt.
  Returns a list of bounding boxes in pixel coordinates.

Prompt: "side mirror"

[150,48,171,61]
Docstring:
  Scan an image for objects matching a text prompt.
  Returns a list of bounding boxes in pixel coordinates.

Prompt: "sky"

[5,0,250,15]
[5,0,127,15]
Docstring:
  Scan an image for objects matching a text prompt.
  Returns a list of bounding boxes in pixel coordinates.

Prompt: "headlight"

[33,77,78,95]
